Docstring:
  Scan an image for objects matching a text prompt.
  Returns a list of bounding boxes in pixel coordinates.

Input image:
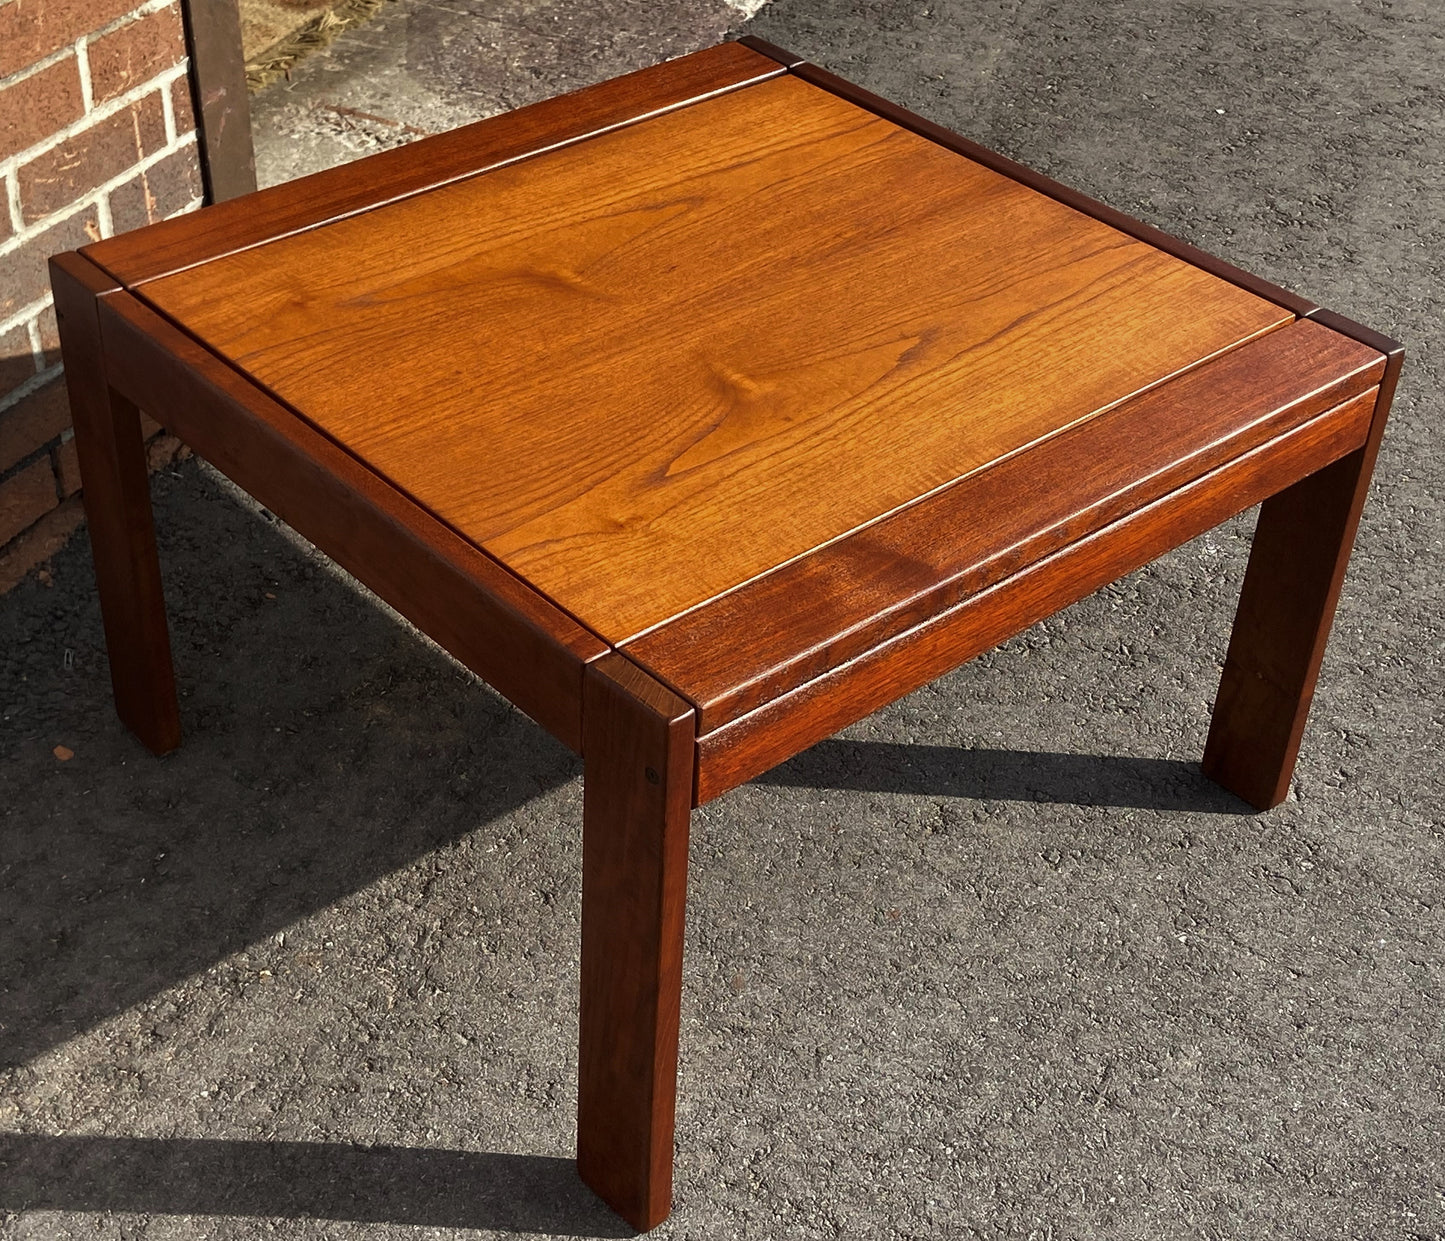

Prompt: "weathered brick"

[0,206,100,320]
[0,325,38,399]
[33,304,60,370]
[109,145,203,233]
[170,74,196,136]
[0,376,71,474]
[86,5,186,106]
[0,494,83,593]
[0,0,140,79]
[0,56,85,162]
[0,456,60,545]
[53,436,82,496]
[18,92,167,223]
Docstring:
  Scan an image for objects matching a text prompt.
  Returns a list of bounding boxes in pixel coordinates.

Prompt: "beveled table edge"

[686,380,1382,805]
[623,319,1388,737]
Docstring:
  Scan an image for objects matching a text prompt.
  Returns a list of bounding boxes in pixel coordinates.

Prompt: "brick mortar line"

[0,361,63,421]
[4,168,20,234]
[0,0,178,92]
[24,317,45,371]
[75,37,94,114]
[95,187,115,240]
[0,294,55,345]
[0,44,73,94]
[0,62,191,181]
[0,103,196,262]
[0,416,67,493]
[162,78,177,145]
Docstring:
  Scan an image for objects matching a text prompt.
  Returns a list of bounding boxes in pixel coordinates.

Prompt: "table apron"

[692,384,1378,805]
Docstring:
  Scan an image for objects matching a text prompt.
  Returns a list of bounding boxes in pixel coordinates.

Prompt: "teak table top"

[132,71,1287,645]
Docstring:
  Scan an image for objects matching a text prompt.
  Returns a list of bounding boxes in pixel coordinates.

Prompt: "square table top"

[125,65,1289,645]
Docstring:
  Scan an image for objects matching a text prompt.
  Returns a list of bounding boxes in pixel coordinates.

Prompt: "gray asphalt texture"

[2,1,1442,1238]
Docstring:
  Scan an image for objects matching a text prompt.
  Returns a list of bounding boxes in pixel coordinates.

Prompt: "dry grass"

[244,0,391,92]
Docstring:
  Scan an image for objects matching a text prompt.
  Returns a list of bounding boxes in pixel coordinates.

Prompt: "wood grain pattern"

[49,252,181,755]
[140,74,1290,644]
[1203,311,1403,807]
[578,654,695,1230]
[626,319,1383,731]
[81,41,783,286]
[97,290,606,752]
[788,58,1318,318]
[693,385,1378,804]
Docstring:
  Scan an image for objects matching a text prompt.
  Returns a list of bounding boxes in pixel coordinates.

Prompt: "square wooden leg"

[1204,330,1401,809]
[578,655,695,1231]
[50,253,180,756]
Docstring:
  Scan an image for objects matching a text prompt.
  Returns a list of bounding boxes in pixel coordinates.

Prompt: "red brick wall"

[0,0,203,590]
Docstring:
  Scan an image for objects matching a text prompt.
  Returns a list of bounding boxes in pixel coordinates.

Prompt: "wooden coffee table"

[51,37,1400,1231]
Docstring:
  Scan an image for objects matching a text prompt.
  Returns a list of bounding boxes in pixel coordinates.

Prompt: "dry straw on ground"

[242,0,391,92]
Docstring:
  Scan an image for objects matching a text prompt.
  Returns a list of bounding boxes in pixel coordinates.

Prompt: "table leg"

[1203,337,1399,810]
[50,254,180,756]
[578,654,695,1231]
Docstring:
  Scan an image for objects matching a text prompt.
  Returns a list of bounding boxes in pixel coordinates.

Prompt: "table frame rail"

[52,251,606,754]
[689,382,1380,805]
[627,320,1385,735]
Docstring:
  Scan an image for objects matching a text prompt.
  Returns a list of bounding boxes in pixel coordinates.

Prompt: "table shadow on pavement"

[0,459,582,1074]
[2,460,1249,1079]
[0,1133,629,1235]
[754,738,1253,814]
[2,459,1242,1235]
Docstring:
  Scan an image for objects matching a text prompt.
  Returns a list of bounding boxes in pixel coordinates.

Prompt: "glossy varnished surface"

[140,73,1290,642]
[82,41,783,285]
